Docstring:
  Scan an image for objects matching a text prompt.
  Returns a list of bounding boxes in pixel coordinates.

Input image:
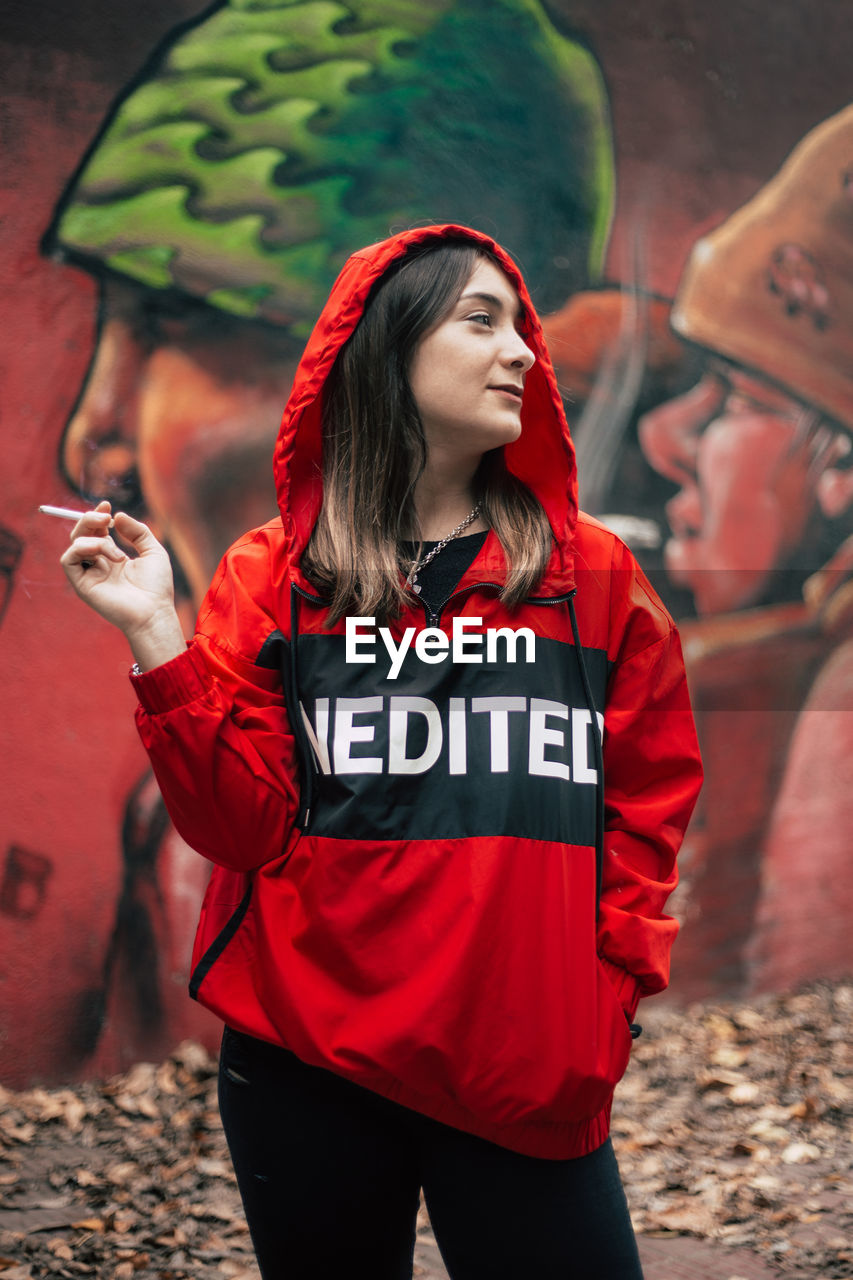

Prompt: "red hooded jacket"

[131,225,703,1159]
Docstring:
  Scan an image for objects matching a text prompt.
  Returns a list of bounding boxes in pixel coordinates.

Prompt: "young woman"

[61,225,702,1279]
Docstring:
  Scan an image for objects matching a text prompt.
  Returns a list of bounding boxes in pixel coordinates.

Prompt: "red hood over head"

[273,223,578,593]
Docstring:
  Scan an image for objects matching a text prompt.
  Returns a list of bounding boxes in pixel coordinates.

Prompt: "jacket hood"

[273,223,578,594]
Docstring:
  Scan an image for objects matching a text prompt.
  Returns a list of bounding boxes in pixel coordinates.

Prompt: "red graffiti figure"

[640,105,853,996]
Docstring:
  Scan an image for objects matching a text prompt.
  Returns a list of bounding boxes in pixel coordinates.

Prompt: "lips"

[490,384,524,402]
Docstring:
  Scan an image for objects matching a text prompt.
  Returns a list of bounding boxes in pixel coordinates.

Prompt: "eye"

[468,312,493,327]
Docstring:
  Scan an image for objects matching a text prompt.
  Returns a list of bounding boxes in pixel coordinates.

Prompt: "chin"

[488,420,523,448]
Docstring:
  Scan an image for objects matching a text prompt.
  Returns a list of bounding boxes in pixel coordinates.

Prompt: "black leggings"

[218,1027,644,1280]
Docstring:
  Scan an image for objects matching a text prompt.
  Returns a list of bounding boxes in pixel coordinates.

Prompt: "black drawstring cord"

[289,584,315,830]
[567,593,605,922]
[568,593,643,1041]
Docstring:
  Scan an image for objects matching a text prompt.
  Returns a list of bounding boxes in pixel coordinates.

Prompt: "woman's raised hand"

[60,501,187,671]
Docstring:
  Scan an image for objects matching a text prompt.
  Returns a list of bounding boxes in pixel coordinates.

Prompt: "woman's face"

[408,258,535,465]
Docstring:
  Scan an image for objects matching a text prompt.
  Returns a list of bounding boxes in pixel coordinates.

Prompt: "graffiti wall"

[1,0,851,1086]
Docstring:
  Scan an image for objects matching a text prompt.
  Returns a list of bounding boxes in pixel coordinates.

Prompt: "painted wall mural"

[1,0,851,1085]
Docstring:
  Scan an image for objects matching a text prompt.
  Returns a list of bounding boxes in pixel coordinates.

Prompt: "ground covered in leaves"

[614,982,853,1278]
[0,983,850,1280]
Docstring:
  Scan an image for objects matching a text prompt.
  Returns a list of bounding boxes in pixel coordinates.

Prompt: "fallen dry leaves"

[613,981,853,1278]
[0,1042,259,1280]
[0,983,850,1279]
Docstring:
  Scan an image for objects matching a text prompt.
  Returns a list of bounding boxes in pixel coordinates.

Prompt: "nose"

[638,373,726,486]
[503,326,536,373]
[60,310,146,510]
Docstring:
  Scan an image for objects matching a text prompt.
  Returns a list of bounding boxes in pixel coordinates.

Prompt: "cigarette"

[39,505,112,523]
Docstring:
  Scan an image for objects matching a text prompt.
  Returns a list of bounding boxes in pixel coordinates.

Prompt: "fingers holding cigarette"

[41,502,158,558]
[50,501,116,574]
[52,497,178,641]
[40,500,113,537]
[44,501,147,568]
[41,500,115,561]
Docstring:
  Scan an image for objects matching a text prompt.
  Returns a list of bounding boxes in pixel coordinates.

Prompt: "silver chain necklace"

[405,504,482,594]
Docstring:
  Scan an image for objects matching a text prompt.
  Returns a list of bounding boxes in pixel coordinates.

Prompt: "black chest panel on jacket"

[281,628,608,845]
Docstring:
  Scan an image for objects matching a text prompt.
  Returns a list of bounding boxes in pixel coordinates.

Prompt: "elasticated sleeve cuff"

[598,955,643,1021]
[129,643,214,714]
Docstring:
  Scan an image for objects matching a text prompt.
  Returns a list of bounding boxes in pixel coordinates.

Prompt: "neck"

[413,455,486,539]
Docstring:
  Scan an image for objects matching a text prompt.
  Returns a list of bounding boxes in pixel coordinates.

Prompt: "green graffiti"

[55,0,613,326]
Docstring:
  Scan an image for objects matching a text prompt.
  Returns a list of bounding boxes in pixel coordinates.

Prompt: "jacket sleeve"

[131,534,301,873]
[596,561,703,1019]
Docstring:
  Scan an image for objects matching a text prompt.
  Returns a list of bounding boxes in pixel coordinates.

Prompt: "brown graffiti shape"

[767,243,831,329]
[0,526,24,627]
[0,846,54,919]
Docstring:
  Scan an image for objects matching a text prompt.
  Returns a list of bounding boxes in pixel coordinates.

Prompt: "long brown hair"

[302,240,553,624]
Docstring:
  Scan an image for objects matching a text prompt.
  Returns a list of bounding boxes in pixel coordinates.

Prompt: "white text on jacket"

[299,696,604,779]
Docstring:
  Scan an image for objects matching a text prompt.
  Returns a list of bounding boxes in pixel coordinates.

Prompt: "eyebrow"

[458,290,525,323]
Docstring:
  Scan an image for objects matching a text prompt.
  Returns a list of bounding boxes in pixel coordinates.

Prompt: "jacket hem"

[342,1069,613,1161]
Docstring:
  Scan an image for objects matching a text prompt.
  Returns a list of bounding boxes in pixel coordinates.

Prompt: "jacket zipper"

[422,581,502,627]
[289,584,324,832]
[422,583,576,626]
